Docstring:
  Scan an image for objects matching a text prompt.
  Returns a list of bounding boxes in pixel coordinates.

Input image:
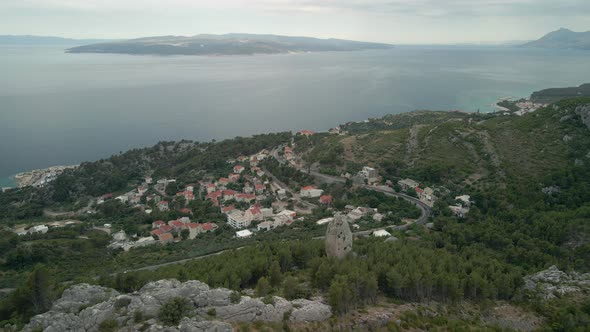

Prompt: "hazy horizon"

[1,0,590,44]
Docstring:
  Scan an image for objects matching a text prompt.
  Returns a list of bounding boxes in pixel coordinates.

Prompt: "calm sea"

[1,44,590,184]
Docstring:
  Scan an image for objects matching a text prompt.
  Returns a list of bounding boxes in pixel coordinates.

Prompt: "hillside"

[2,98,590,330]
[66,33,394,56]
[531,83,590,103]
[523,28,590,50]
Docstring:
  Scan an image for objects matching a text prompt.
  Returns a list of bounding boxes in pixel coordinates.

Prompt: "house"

[359,166,378,179]
[223,190,237,200]
[158,232,174,244]
[218,177,230,186]
[150,229,164,237]
[298,130,315,137]
[146,194,161,203]
[169,220,187,232]
[276,209,296,221]
[319,195,332,205]
[256,170,265,177]
[316,217,333,225]
[187,223,201,239]
[237,155,249,162]
[112,230,127,242]
[257,221,273,231]
[137,186,148,195]
[152,220,166,229]
[227,211,252,229]
[373,229,391,237]
[145,177,153,184]
[101,193,113,200]
[244,183,253,194]
[160,225,173,233]
[245,207,263,221]
[157,201,169,211]
[229,173,240,182]
[300,186,324,198]
[206,184,217,193]
[276,189,287,200]
[222,205,236,214]
[449,205,469,217]
[180,208,193,215]
[236,230,253,238]
[255,184,266,194]
[398,178,420,191]
[236,193,256,203]
[178,217,191,223]
[201,222,218,233]
[233,165,245,174]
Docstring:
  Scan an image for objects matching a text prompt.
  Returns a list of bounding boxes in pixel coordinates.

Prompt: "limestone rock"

[524,265,590,300]
[325,213,352,259]
[51,283,119,314]
[574,104,590,129]
[290,299,332,322]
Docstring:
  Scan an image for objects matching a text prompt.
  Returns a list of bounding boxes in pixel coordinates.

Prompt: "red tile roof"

[158,233,174,242]
[180,208,192,214]
[249,207,262,215]
[223,190,237,195]
[102,193,113,199]
[187,222,200,229]
[151,229,164,236]
[201,223,217,231]
[320,195,332,204]
[153,220,165,226]
[160,225,173,232]
[222,205,235,213]
[302,186,315,191]
[171,220,185,228]
[158,200,169,205]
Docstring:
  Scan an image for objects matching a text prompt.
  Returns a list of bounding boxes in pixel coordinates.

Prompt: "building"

[152,220,166,229]
[28,225,49,235]
[300,186,324,198]
[236,230,253,238]
[255,184,266,194]
[223,190,237,200]
[398,178,420,191]
[319,195,332,205]
[227,211,252,229]
[187,223,201,239]
[257,221,273,231]
[455,195,471,207]
[158,233,174,244]
[359,166,378,179]
[157,201,169,211]
[245,207,263,221]
[276,189,287,200]
[233,165,245,174]
[298,130,315,137]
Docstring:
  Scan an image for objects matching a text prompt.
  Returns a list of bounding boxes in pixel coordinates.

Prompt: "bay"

[1,44,590,180]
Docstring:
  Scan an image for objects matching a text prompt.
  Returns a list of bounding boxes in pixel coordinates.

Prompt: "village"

[12,129,471,252]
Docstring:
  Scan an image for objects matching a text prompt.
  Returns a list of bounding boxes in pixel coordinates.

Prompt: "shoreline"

[10,165,78,189]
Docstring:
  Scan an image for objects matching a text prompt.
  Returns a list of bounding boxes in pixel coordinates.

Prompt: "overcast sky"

[1,0,589,44]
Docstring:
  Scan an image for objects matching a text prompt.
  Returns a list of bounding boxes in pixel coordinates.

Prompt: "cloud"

[5,0,590,17]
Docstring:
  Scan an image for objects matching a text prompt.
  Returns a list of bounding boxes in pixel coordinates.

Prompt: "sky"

[1,0,590,44]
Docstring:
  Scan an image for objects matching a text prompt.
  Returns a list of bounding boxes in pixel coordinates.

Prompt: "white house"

[236,229,253,238]
[300,186,324,198]
[28,225,49,235]
[398,178,420,191]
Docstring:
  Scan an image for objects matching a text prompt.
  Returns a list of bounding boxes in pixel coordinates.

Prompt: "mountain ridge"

[523,28,590,50]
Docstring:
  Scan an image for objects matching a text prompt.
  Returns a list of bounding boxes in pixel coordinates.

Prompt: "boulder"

[325,213,352,259]
[51,283,119,314]
[524,265,590,300]
[290,299,332,322]
[179,317,234,332]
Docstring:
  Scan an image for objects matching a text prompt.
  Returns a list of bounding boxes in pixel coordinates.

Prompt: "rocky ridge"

[23,279,331,332]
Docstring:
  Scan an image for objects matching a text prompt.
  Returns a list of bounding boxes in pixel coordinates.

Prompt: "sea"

[1,44,590,186]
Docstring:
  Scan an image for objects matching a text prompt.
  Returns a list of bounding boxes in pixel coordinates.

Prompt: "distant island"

[523,28,590,50]
[65,33,394,56]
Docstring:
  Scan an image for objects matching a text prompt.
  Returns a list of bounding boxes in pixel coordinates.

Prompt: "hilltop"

[523,28,590,50]
[531,83,590,103]
[66,33,394,56]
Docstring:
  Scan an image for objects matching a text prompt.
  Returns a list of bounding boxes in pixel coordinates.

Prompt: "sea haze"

[1,44,590,181]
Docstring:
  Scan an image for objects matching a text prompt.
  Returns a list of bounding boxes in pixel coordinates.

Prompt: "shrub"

[230,291,242,304]
[207,308,217,317]
[98,318,118,332]
[158,297,190,326]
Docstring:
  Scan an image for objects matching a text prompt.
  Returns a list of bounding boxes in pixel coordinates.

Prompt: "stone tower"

[325,214,352,259]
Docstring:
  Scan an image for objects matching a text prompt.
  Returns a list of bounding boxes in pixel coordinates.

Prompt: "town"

[12,130,471,253]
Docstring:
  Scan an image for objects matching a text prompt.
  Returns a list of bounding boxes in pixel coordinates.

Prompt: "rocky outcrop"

[325,213,352,259]
[23,279,332,332]
[574,104,590,129]
[524,265,590,300]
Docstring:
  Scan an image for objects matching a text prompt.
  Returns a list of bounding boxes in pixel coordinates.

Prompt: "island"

[65,33,394,56]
